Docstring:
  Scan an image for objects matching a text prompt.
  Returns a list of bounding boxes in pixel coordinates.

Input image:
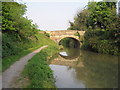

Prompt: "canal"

[49,47,118,88]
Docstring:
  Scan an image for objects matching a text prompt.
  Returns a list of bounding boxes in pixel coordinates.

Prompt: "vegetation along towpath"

[2,45,48,88]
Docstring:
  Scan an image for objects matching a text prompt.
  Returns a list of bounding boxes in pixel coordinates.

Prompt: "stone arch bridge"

[45,30,85,43]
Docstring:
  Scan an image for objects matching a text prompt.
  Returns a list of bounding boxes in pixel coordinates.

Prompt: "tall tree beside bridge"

[68,0,120,55]
[68,0,117,31]
[67,9,89,31]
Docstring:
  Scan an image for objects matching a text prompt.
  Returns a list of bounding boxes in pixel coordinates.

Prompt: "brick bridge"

[45,30,85,43]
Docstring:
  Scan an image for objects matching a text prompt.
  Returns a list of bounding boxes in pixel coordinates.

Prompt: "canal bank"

[21,45,59,88]
[2,45,48,88]
[2,33,59,88]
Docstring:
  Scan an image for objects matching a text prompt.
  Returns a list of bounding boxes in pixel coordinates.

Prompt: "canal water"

[49,47,118,88]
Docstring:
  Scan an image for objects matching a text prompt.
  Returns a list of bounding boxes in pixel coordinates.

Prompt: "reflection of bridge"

[45,30,85,43]
[50,55,84,68]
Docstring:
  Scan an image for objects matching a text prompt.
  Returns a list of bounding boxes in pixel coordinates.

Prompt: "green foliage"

[2,2,38,39]
[74,32,81,40]
[82,29,119,55]
[22,42,58,88]
[23,51,55,88]
[68,9,89,30]
[44,32,50,37]
[2,2,40,59]
[2,2,26,31]
[97,40,119,55]
[86,1,117,29]
[2,1,59,88]
[82,1,119,55]
[68,0,119,55]
[2,33,58,71]
[74,32,80,37]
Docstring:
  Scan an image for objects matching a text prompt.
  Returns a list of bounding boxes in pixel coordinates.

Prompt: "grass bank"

[2,33,58,71]
[22,45,58,88]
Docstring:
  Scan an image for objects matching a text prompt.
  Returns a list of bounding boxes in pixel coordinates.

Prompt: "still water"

[49,47,118,88]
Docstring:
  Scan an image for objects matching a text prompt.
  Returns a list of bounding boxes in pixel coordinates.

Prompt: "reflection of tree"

[67,66,72,71]
[74,50,118,88]
[74,53,83,66]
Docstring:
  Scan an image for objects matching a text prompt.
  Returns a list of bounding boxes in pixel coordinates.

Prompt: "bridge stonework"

[45,30,85,43]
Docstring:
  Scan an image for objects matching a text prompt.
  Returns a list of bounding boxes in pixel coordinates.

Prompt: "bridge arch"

[45,30,85,44]
[59,37,80,48]
[55,35,80,43]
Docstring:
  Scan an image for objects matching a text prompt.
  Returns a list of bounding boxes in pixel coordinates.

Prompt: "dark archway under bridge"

[45,30,85,44]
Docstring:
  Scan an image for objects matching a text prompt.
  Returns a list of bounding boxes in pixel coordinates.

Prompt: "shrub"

[44,32,50,37]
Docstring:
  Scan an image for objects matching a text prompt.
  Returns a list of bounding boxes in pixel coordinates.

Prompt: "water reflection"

[49,48,118,88]
[59,47,80,59]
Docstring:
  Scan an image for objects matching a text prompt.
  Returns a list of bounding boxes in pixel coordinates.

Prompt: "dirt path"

[2,45,48,88]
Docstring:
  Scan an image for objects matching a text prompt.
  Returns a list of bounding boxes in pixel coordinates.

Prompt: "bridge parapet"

[45,30,85,43]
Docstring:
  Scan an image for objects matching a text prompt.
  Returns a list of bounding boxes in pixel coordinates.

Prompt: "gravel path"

[2,45,48,88]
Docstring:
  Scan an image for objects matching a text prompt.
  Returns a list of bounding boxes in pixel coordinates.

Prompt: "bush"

[82,29,119,55]
[44,32,50,37]
[97,40,119,55]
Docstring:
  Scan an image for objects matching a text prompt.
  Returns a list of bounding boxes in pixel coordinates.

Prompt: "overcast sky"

[20,0,104,31]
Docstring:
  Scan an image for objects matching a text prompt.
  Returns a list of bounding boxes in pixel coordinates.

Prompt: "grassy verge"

[2,47,39,71]
[2,33,58,71]
[3,32,59,88]
[22,45,58,88]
